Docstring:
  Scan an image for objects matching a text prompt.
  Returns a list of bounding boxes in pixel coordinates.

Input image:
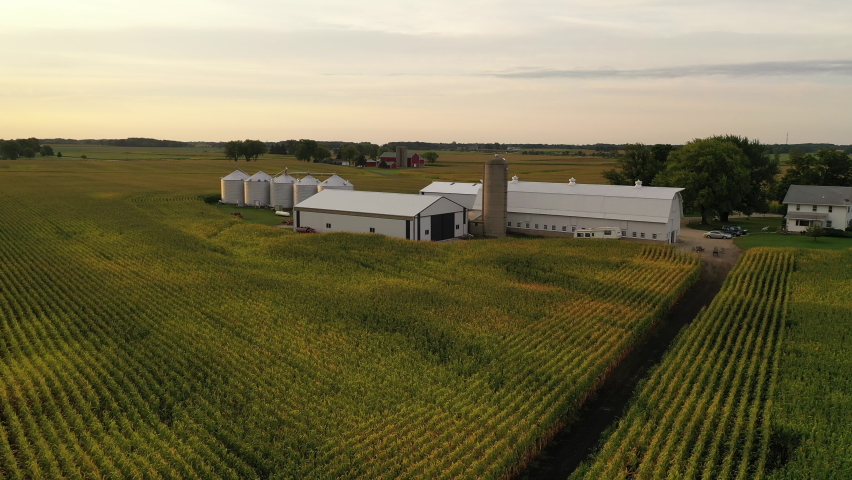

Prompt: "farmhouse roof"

[473,180,684,224]
[246,171,272,182]
[294,189,460,217]
[222,169,250,181]
[782,185,852,206]
[420,182,482,195]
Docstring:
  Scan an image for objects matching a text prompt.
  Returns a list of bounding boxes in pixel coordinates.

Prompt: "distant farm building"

[367,146,425,168]
[220,169,250,204]
[782,185,852,232]
[470,176,684,243]
[419,182,482,209]
[293,190,467,241]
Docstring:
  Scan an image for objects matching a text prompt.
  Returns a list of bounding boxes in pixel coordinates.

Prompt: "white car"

[704,230,733,239]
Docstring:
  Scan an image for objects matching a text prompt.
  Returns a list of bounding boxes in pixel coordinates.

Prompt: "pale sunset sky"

[3,0,852,144]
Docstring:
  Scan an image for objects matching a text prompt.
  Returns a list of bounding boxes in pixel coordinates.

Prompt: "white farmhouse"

[471,177,684,243]
[419,182,482,209]
[782,185,852,232]
[293,189,468,241]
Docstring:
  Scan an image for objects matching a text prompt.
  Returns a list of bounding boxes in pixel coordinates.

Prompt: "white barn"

[293,190,468,241]
[419,182,482,209]
[782,185,852,232]
[471,177,684,243]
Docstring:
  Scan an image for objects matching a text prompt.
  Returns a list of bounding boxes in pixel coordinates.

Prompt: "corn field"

[572,248,794,480]
[0,165,700,479]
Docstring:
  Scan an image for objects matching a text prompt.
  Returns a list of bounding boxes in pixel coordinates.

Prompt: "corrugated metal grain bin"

[244,171,272,207]
[318,175,354,192]
[270,173,297,208]
[293,175,321,205]
[220,169,250,204]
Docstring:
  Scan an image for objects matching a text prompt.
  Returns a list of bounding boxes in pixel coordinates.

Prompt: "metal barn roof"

[294,189,459,217]
[246,171,272,182]
[473,180,683,224]
[222,169,250,181]
[319,175,353,187]
[782,185,852,206]
[419,182,482,195]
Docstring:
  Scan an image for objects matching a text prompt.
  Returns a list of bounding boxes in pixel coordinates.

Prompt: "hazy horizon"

[4,1,852,144]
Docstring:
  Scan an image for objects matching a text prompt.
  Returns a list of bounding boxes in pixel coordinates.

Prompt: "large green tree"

[223,141,244,161]
[654,138,750,224]
[423,151,440,164]
[0,140,22,160]
[775,149,852,199]
[340,145,359,163]
[710,135,779,216]
[294,139,318,162]
[241,140,268,161]
[312,145,332,162]
[602,143,672,186]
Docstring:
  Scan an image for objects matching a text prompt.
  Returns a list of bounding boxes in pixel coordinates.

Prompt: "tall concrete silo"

[482,155,508,238]
[395,146,408,168]
[244,171,272,207]
[318,175,354,192]
[270,172,297,208]
[293,175,321,205]
[220,169,250,204]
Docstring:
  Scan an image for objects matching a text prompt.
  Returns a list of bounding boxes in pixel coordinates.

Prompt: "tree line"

[602,136,852,224]
[1,138,57,159]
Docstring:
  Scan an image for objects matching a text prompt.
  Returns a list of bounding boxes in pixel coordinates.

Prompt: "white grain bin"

[318,175,354,192]
[270,173,297,208]
[220,169,250,204]
[244,171,272,207]
[293,175,321,205]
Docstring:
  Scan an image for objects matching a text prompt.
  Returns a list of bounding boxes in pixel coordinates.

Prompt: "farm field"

[571,248,794,479]
[767,249,852,479]
[0,158,698,478]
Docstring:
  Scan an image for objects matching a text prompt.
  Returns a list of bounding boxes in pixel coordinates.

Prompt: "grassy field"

[686,216,784,233]
[0,156,698,478]
[735,233,852,250]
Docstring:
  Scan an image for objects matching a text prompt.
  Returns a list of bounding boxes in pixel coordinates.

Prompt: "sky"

[2,0,852,144]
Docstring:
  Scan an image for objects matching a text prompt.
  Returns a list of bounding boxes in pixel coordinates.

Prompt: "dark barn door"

[430,213,457,241]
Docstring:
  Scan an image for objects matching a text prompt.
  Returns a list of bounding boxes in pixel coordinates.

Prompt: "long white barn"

[294,189,468,241]
[472,177,684,243]
[419,182,482,209]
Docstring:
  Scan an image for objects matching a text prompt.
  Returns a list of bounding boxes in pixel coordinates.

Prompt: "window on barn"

[507,222,511,227]
[621,230,626,237]
[551,225,556,231]
[562,226,567,232]
[543,224,547,229]
[604,230,612,236]
[456,225,460,230]
[526,223,530,228]
[370,227,375,233]
[535,224,539,229]
[571,226,576,232]
[326,223,331,229]
[652,233,658,239]
[632,232,637,237]
[641,232,646,238]
[425,229,430,235]
[517,222,521,227]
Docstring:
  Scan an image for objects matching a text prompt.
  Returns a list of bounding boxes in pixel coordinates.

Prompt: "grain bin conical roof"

[246,171,272,182]
[271,173,297,184]
[295,174,321,185]
[222,169,250,180]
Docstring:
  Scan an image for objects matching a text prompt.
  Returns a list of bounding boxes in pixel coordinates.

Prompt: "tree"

[16,137,40,152]
[0,140,21,160]
[710,135,779,216]
[805,223,825,241]
[815,149,852,186]
[312,145,331,162]
[56,151,62,158]
[602,143,671,186]
[354,154,367,167]
[223,141,244,161]
[654,138,750,224]
[22,148,36,158]
[294,139,318,162]
[423,151,440,164]
[775,149,852,199]
[341,145,359,163]
[242,140,268,161]
[40,145,54,157]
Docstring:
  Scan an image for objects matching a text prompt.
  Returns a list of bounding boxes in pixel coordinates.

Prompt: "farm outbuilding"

[318,175,354,192]
[294,175,321,204]
[419,182,482,209]
[244,171,272,207]
[270,172,297,209]
[293,190,467,241]
[471,177,684,243]
[220,169,250,204]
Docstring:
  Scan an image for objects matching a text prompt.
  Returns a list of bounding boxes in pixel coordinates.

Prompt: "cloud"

[490,60,852,79]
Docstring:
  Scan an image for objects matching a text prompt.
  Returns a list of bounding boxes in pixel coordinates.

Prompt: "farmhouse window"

[526,223,530,228]
[535,224,539,229]
[796,220,810,227]
[812,205,818,212]
[796,204,800,211]
[517,222,521,227]
[543,224,547,229]
[507,222,512,227]
[370,228,375,233]
[829,206,833,212]
[827,220,833,228]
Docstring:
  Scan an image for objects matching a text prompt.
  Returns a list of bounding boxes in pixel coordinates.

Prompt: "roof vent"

[569,177,576,185]
[512,175,519,183]
[634,180,643,188]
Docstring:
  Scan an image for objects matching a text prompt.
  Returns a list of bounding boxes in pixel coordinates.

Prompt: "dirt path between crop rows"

[517,220,741,480]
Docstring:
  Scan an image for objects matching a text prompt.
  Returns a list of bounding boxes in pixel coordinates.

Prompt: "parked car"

[722,225,748,236]
[704,230,733,239]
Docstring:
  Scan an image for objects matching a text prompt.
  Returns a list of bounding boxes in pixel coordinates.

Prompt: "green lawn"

[686,216,784,232]
[734,232,852,250]
[215,204,288,226]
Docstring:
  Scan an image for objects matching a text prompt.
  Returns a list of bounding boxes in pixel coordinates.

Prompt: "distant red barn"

[379,151,425,168]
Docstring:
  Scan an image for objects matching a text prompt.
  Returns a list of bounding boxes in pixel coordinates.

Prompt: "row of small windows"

[795,220,832,228]
[796,204,834,212]
[507,222,657,239]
